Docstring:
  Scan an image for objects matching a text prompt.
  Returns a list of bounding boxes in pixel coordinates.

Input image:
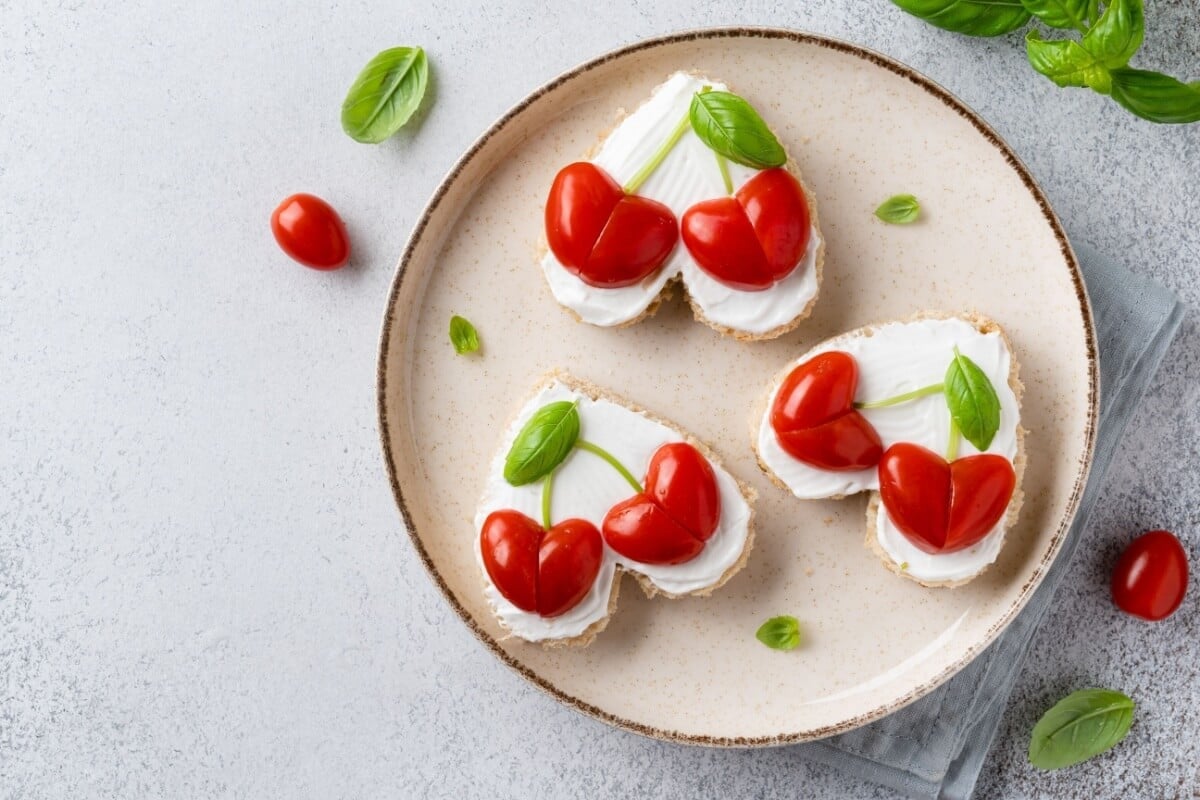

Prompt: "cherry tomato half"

[270,193,350,270]
[1111,530,1188,621]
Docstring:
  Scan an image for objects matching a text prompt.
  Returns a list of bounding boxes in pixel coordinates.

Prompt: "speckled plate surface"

[378,28,1098,744]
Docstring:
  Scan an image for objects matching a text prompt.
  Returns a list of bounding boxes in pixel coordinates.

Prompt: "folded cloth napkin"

[795,240,1187,799]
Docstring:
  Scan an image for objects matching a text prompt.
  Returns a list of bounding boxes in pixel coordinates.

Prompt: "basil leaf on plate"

[1029,688,1135,770]
[1081,0,1144,69]
[1019,0,1090,31]
[874,194,921,224]
[503,401,580,486]
[943,347,1002,451]
[1110,69,1200,123]
[448,315,479,355]
[1026,30,1111,92]
[341,46,429,144]
[755,616,801,651]
[689,91,786,169]
[889,0,1032,37]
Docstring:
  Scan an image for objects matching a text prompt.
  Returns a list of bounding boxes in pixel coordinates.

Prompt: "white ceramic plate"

[378,28,1098,744]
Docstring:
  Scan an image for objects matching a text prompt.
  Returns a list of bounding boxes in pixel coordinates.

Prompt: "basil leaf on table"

[689,91,786,169]
[943,347,1002,451]
[503,401,581,486]
[755,616,801,651]
[1080,0,1144,69]
[889,0,1032,37]
[1026,31,1111,92]
[448,315,479,355]
[874,194,921,224]
[341,46,429,144]
[1029,688,1135,769]
[1019,0,1090,31]
[1110,69,1200,123]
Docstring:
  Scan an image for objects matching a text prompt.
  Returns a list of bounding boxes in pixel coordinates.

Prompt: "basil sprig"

[890,0,1031,37]
[689,91,786,170]
[1029,688,1135,769]
[448,315,479,355]
[944,347,1002,451]
[874,194,921,224]
[891,0,1198,124]
[341,46,429,144]
[503,401,580,486]
[755,616,802,651]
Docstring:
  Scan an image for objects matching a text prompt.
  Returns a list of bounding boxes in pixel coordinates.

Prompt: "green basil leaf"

[1110,68,1200,124]
[341,46,429,144]
[689,91,786,169]
[1029,688,1135,770]
[874,194,921,224]
[890,0,1032,37]
[1081,0,1144,69]
[1026,30,1112,92]
[503,401,580,486]
[943,347,1002,451]
[448,315,479,355]
[1019,0,1090,30]
[755,616,801,651]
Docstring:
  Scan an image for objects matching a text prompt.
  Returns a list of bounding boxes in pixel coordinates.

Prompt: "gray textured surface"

[1,1,1197,798]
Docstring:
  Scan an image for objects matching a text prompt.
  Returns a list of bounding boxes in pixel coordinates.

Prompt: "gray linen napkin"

[795,241,1186,799]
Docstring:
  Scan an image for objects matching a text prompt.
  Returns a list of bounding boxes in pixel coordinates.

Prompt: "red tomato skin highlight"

[271,193,350,270]
[1111,530,1189,621]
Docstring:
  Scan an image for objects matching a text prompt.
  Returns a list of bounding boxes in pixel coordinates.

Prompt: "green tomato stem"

[946,417,961,462]
[622,111,692,195]
[716,151,734,195]
[855,382,944,409]
[541,467,555,530]
[575,440,643,494]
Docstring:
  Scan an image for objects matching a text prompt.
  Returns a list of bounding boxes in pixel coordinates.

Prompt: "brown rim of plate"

[375,27,1100,747]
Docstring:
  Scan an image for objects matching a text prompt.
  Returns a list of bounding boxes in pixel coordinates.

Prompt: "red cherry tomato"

[1111,530,1188,621]
[478,510,604,617]
[544,162,677,288]
[270,193,350,270]
[770,352,883,471]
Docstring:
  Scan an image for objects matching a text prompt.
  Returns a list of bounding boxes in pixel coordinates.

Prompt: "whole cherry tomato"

[1111,530,1188,621]
[270,193,350,270]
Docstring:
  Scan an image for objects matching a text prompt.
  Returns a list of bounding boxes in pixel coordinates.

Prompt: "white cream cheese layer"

[756,318,1019,583]
[476,381,752,642]
[542,72,820,334]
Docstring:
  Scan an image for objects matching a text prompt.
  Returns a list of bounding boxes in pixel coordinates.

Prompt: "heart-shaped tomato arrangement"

[479,510,604,617]
[545,162,678,288]
[602,442,721,565]
[770,351,883,471]
[681,167,812,291]
[878,443,1016,554]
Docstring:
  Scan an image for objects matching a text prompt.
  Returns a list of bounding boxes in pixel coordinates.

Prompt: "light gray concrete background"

[2,1,1198,798]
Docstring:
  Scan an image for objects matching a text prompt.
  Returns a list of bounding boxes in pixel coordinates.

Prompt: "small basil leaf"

[1081,0,1144,69]
[341,46,429,144]
[503,401,581,486]
[689,91,786,169]
[1026,30,1112,93]
[943,347,1002,452]
[448,315,480,355]
[874,194,921,224]
[1110,68,1200,124]
[1029,688,1135,770]
[1019,0,1090,30]
[890,0,1032,37]
[755,616,801,651]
